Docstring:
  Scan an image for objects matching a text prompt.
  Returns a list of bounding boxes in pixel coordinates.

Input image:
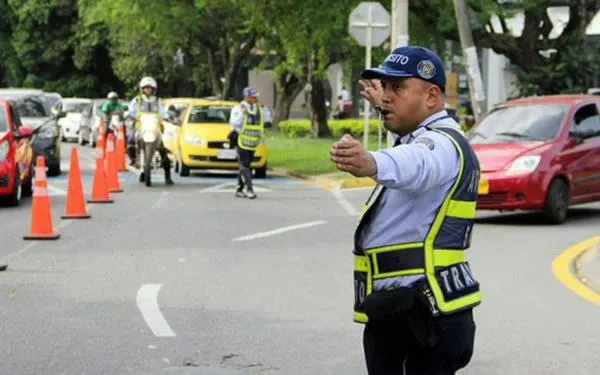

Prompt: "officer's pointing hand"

[358,79,383,108]
[330,134,377,178]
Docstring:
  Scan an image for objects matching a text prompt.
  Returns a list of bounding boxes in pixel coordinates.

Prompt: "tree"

[412,0,600,95]
[250,0,360,137]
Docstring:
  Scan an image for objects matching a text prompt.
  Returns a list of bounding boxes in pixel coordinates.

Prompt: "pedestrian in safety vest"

[228,87,264,199]
[330,46,481,375]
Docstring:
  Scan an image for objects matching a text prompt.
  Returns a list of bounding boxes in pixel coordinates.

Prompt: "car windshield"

[15,97,48,118]
[63,102,90,113]
[188,105,232,124]
[0,107,7,132]
[468,103,569,143]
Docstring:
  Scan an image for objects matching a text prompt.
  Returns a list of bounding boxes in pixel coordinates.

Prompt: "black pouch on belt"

[407,280,440,348]
[361,287,415,322]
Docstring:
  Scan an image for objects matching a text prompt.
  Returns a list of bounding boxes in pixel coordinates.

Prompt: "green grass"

[265,129,385,176]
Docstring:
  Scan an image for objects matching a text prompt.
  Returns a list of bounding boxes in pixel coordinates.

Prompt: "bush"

[279,118,382,138]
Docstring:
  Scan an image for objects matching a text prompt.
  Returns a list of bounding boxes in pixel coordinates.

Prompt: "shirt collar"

[397,109,450,145]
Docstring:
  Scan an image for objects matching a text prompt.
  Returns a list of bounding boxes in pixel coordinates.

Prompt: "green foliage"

[515,31,600,96]
[279,118,381,138]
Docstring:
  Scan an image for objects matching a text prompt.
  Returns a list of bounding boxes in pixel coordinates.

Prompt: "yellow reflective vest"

[237,103,264,151]
[353,125,482,324]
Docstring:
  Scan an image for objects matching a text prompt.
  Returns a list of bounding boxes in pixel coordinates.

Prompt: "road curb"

[268,167,375,191]
[552,236,600,306]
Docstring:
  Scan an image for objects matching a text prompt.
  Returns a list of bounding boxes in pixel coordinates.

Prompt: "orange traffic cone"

[116,124,127,172]
[96,123,106,159]
[87,146,114,204]
[23,156,60,240]
[62,148,91,219]
[105,133,123,193]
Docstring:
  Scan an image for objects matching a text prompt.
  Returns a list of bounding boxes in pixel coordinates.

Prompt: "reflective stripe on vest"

[238,104,264,151]
[353,125,481,324]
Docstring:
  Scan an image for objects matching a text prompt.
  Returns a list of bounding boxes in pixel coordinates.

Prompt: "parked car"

[0,98,35,206]
[469,94,600,224]
[0,89,63,176]
[79,98,127,146]
[53,97,92,142]
[44,92,62,109]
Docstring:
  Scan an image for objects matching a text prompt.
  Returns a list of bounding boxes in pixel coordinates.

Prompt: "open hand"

[330,134,377,178]
[358,79,383,108]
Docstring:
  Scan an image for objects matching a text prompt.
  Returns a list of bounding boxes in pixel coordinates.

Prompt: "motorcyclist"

[127,76,174,186]
[101,91,126,139]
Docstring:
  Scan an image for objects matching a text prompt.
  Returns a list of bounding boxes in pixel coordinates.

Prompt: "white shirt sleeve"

[229,104,245,133]
[369,131,460,193]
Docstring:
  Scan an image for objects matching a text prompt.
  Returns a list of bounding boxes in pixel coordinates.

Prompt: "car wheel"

[21,163,34,197]
[255,164,267,178]
[48,164,61,177]
[543,178,570,224]
[180,161,190,177]
[4,168,21,207]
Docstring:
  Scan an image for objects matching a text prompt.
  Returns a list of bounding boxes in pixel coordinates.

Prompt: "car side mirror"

[14,127,34,139]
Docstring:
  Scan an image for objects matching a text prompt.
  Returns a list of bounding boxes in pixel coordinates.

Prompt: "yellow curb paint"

[340,178,376,189]
[552,236,600,306]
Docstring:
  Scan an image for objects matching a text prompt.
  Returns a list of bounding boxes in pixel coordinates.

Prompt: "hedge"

[279,118,382,138]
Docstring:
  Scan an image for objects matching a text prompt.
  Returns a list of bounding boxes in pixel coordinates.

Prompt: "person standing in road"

[228,87,265,199]
[330,46,481,375]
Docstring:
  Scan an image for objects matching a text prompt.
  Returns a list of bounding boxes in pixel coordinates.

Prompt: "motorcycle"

[137,113,164,187]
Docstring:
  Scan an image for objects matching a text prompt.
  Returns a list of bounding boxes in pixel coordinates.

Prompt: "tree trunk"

[206,49,223,98]
[273,72,303,127]
[309,77,332,138]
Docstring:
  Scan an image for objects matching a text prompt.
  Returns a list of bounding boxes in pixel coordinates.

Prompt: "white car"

[53,98,93,142]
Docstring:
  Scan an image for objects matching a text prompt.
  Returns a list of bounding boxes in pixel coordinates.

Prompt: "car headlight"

[506,155,541,174]
[37,125,58,139]
[184,134,203,145]
[0,141,9,162]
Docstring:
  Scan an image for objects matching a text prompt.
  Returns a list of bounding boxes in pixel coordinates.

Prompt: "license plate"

[218,149,237,160]
[478,179,489,195]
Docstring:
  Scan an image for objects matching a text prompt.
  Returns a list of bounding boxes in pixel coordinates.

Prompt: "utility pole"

[387,0,409,148]
[452,0,486,124]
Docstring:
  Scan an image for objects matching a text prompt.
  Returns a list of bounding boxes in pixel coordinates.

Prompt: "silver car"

[78,99,128,146]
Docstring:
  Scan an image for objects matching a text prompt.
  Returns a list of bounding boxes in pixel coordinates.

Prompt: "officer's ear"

[424,83,443,109]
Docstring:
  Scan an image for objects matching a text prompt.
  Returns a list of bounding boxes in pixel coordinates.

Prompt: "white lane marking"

[232,220,327,242]
[332,183,359,216]
[48,184,68,196]
[151,191,170,210]
[136,284,176,337]
[197,182,272,194]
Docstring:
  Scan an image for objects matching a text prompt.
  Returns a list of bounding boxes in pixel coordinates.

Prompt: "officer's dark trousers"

[363,307,475,375]
[236,147,255,192]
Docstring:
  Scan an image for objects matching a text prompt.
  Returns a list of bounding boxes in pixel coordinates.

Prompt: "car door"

[8,102,31,178]
[562,102,600,198]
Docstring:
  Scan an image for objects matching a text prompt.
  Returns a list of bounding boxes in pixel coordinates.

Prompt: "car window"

[188,105,232,124]
[468,103,569,143]
[570,103,600,139]
[0,107,7,132]
[63,102,91,114]
[15,97,48,118]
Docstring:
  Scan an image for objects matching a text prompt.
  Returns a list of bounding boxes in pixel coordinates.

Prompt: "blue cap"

[243,87,260,97]
[361,46,446,92]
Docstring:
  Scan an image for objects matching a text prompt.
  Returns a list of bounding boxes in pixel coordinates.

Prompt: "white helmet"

[139,76,157,90]
[107,91,118,99]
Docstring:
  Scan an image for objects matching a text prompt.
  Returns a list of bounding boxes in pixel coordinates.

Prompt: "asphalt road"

[1,142,600,375]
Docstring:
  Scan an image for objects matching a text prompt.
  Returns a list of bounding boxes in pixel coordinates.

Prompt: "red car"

[0,99,34,206]
[468,95,600,224]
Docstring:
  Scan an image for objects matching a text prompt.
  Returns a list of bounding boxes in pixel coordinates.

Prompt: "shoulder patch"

[413,137,435,150]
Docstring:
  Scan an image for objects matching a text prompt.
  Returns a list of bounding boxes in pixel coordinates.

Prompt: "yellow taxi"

[163,98,268,178]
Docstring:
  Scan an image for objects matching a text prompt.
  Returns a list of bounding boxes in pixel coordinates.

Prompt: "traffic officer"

[330,46,481,374]
[228,87,265,199]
